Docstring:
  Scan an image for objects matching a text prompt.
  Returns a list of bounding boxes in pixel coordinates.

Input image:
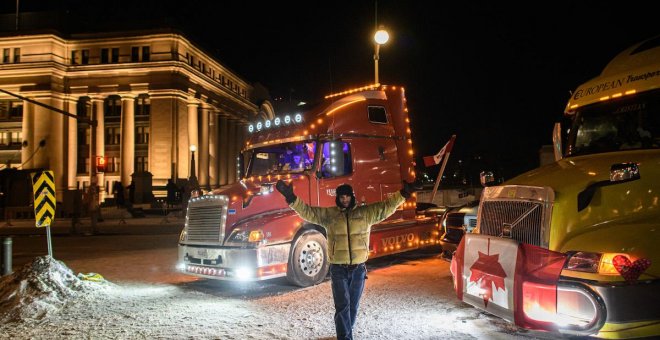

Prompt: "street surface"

[0,231,562,339]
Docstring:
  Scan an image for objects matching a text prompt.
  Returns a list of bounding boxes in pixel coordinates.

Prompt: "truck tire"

[286,230,328,287]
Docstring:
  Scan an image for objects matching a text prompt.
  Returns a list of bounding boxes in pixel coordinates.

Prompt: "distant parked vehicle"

[438,200,479,259]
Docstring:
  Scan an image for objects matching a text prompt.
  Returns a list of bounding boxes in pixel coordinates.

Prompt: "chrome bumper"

[178,243,291,281]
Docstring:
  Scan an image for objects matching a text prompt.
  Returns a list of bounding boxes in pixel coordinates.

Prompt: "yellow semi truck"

[472,36,660,338]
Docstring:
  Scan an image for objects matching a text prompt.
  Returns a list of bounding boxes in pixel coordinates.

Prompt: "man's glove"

[400,181,417,199]
[275,180,297,204]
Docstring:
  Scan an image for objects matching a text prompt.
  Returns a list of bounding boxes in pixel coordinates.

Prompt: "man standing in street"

[275,180,415,340]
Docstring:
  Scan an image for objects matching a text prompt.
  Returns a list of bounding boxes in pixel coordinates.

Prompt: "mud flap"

[450,234,567,331]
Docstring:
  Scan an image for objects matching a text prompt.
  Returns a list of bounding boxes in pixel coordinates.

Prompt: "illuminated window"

[8,131,21,145]
[320,141,352,178]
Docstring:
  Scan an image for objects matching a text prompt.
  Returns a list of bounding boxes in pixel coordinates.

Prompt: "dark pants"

[329,263,367,340]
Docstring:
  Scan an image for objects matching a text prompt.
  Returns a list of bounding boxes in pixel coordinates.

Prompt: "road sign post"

[31,170,56,257]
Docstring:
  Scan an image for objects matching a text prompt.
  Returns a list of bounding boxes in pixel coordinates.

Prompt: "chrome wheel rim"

[298,239,324,277]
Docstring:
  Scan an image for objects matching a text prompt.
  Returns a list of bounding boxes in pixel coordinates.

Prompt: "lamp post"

[373,27,389,85]
[189,144,197,181]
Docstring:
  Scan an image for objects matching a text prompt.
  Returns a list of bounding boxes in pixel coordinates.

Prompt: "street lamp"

[373,26,389,85]
[190,145,197,178]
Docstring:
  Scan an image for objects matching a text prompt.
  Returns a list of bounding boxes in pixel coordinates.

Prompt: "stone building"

[0,29,274,202]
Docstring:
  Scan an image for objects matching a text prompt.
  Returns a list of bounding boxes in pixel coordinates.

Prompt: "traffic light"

[96,156,106,173]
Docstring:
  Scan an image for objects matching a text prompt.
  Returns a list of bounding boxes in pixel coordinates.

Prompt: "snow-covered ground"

[0,235,557,339]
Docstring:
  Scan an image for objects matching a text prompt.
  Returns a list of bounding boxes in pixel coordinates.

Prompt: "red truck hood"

[210,175,309,229]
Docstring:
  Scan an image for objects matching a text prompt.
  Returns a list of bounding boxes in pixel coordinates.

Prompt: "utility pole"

[0,88,99,234]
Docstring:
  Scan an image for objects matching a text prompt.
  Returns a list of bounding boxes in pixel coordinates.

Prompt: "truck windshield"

[244,141,316,176]
[567,90,660,156]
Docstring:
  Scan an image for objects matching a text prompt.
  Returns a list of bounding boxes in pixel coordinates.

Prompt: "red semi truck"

[177,84,442,287]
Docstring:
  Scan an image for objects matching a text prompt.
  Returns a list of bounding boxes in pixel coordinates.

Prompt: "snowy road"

[0,234,560,339]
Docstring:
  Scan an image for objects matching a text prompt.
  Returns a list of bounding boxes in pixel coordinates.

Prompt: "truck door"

[317,140,354,207]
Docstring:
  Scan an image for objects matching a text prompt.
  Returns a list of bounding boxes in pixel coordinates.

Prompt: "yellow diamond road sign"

[31,170,56,228]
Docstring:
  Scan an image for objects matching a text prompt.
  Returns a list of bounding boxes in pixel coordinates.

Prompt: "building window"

[77,98,92,118]
[0,100,23,120]
[135,95,150,116]
[2,48,9,63]
[142,46,150,61]
[82,49,89,64]
[13,48,19,63]
[77,128,90,146]
[131,47,139,62]
[71,50,78,65]
[105,96,121,117]
[0,131,21,146]
[106,157,119,173]
[77,157,89,174]
[136,126,149,144]
[111,48,119,63]
[101,48,109,63]
[135,156,148,172]
[105,127,121,145]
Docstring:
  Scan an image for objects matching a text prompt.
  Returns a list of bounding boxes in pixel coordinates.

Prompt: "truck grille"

[479,201,544,246]
[185,195,228,243]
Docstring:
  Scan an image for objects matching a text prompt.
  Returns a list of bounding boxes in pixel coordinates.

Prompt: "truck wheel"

[287,230,328,287]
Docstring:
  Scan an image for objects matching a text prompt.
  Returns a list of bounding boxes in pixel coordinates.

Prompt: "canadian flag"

[423,135,456,167]
[450,234,567,331]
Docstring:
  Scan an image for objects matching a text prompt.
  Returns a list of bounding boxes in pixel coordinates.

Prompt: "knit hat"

[336,184,354,197]
[335,184,356,209]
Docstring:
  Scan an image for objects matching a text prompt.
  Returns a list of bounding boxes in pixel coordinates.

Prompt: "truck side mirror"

[480,171,495,187]
[610,162,640,183]
[553,122,563,162]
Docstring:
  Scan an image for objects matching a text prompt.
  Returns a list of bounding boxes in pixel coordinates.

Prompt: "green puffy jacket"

[289,192,405,265]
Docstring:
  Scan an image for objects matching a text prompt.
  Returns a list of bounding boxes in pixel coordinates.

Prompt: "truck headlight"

[227,229,265,246]
[565,251,633,275]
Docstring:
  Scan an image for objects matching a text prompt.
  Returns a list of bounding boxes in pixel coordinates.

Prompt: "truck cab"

[178,85,441,287]
[472,36,660,338]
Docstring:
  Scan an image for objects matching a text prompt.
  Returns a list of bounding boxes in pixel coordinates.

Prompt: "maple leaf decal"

[469,251,507,307]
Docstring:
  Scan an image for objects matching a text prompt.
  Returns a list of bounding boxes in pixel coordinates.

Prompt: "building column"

[209,112,218,188]
[32,98,51,169]
[199,106,209,189]
[218,115,228,185]
[187,102,199,178]
[92,98,105,201]
[52,97,67,201]
[65,97,78,190]
[120,95,135,186]
[227,119,237,183]
[21,99,34,169]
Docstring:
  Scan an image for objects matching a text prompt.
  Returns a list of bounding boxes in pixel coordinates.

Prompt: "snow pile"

[0,256,113,322]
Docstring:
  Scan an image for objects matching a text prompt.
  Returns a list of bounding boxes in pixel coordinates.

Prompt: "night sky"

[3,1,659,182]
